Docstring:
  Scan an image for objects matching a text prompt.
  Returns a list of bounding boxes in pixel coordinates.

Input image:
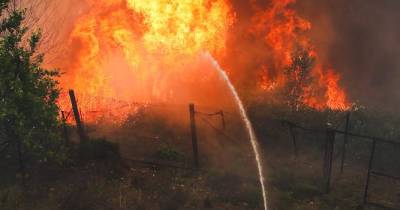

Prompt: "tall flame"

[56,0,235,120]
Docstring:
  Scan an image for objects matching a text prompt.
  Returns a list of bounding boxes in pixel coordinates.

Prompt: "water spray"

[204,52,268,210]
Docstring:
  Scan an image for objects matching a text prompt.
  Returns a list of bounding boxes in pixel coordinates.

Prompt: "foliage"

[0,0,64,162]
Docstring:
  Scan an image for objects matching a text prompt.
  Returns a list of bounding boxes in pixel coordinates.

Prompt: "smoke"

[294,0,400,111]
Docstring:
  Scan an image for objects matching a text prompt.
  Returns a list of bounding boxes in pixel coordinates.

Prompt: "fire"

[324,70,349,111]
[53,0,349,123]
[126,0,234,56]
[56,0,234,121]
[250,0,311,68]
[249,0,350,110]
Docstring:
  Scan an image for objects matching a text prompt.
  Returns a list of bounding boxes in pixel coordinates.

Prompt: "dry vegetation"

[1,102,400,210]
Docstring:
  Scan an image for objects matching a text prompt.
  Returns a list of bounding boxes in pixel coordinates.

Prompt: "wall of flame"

[47,0,350,122]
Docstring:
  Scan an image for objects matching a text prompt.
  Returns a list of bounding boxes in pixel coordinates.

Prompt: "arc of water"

[204,52,268,210]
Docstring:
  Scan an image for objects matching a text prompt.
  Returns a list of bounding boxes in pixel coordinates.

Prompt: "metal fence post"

[363,139,377,206]
[341,112,351,174]
[323,130,335,193]
[220,111,226,130]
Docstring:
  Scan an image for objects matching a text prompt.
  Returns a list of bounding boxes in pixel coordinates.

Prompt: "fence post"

[69,89,86,143]
[189,104,199,168]
[220,111,226,130]
[289,124,298,157]
[340,112,351,174]
[61,111,70,146]
[363,139,377,207]
[323,130,335,193]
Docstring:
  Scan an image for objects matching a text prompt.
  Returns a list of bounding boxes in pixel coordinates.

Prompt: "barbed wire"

[282,120,400,146]
[195,110,222,116]
[198,115,238,143]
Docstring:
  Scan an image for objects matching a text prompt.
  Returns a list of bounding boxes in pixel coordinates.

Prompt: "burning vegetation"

[50,0,350,123]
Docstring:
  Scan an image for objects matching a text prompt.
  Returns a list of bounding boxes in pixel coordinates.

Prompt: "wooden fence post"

[323,130,335,193]
[61,111,70,146]
[189,104,199,168]
[363,139,377,207]
[340,112,351,174]
[69,89,86,143]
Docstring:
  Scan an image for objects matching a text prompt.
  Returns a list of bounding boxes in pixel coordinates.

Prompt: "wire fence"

[281,117,400,209]
[59,89,400,209]
[59,90,247,168]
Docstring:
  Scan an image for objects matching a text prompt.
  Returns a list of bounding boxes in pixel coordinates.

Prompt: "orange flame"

[54,0,350,123]
[56,0,235,122]
[250,0,350,110]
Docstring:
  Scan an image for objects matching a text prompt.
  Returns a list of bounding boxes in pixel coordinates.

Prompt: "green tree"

[0,0,65,174]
